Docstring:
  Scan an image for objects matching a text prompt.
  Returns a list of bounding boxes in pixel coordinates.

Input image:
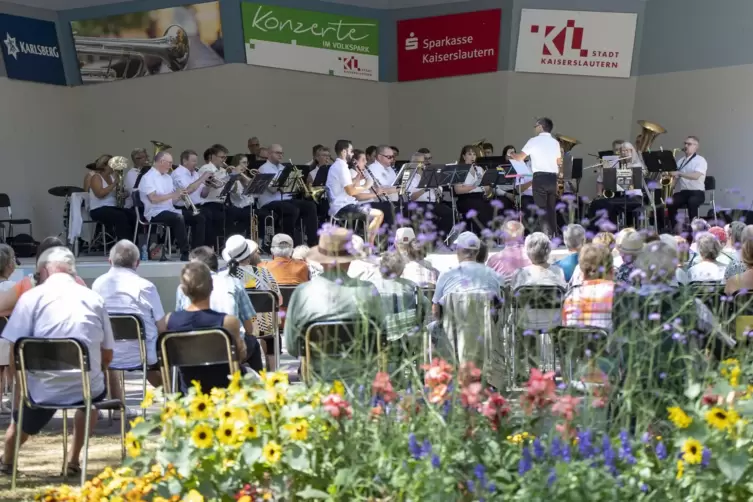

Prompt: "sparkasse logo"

[405,32,418,51]
[530,19,587,58]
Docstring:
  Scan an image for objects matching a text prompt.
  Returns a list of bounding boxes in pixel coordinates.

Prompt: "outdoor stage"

[17,248,571,312]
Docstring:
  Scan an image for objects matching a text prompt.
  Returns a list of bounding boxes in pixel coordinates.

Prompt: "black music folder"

[602,167,643,193]
[311,165,330,187]
[218,173,240,200]
[480,164,514,189]
[598,150,615,158]
[417,164,469,189]
[243,173,276,196]
[643,151,677,174]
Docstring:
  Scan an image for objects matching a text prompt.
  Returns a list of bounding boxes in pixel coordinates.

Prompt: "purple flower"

[602,435,617,476]
[547,468,557,487]
[475,463,486,482]
[656,441,667,460]
[431,454,441,469]
[619,430,636,465]
[466,479,475,493]
[701,448,711,467]
[578,429,594,459]
[519,446,533,476]
[640,483,648,493]
[533,438,545,460]
[408,433,422,459]
[466,209,478,219]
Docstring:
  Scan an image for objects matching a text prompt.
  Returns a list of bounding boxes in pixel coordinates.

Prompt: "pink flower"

[322,393,353,419]
[458,361,482,387]
[521,368,556,414]
[372,372,397,403]
[552,394,582,422]
[422,359,453,388]
[479,392,510,430]
[429,384,449,404]
[460,382,483,408]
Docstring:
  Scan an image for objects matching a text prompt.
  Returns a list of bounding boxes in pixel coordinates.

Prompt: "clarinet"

[364,165,388,203]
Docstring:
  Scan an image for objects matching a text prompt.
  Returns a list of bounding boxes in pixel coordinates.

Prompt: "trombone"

[288,161,326,202]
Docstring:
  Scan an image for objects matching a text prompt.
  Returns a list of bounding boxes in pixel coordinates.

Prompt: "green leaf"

[284,443,311,472]
[130,421,158,436]
[684,382,702,400]
[718,451,747,484]
[242,443,263,465]
[734,399,753,417]
[296,486,330,499]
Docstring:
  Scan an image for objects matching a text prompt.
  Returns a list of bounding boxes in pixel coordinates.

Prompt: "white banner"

[515,9,637,78]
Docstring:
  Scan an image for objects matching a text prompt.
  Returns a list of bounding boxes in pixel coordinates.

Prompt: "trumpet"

[199,164,228,189]
[173,178,200,216]
[74,25,190,83]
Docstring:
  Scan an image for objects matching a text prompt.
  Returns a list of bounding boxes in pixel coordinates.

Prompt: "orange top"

[259,258,310,286]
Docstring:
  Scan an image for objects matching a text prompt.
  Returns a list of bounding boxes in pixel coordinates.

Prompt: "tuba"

[74,25,190,83]
[471,138,487,159]
[635,120,672,199]
[108,156,129,208]
[555,135,580,197]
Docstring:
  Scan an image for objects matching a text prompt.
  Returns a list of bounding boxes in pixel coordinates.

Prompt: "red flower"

[702,394,720,406]
[422,359,453,388]
[372,372,397,403]
[322,393,353,419]
[458,361,482,387]
[429,384,449,404]
[552,394,582,422]
[460,382,484,408]
[480,392,510,430]
[521,368,556,414]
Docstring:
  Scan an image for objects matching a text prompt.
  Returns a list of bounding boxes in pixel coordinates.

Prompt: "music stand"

[475,156,507,170]
[218,174,240,202]
[312,166,330,188]
[480,164,514,192]
[598,150,615,158]
[643,151,677,177]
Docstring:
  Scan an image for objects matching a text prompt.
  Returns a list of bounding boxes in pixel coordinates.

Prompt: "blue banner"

[0,14,65,85]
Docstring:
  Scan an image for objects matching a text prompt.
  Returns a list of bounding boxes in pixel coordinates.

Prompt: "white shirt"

[407,169,439,203]
[366,161,398,202]
[0,280,14,365]
[460,165,485,194]
[257,161,291,208]
[326,158,357,216]
[521,132,561,174]
[688,260,725,283]
[171,165,204,207]
[139,167,179,221]
[124,168,139,209]
[674,154,707,192]
[198,163,227,205]
[230,179,254,209]
[347,258,381,282]
[88,173,117,211]
[92,267,164,367]
[2,273,114,405]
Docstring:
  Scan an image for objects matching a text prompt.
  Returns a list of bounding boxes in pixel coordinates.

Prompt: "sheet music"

[510,159,531,176]
[602,155,621,168]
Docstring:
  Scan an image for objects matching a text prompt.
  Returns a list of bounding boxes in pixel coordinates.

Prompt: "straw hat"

[307,227,362,264]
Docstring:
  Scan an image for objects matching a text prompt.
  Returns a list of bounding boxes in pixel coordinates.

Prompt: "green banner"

[241,3,379,56]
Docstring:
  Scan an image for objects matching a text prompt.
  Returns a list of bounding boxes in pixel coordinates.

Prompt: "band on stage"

[72,123,709,257]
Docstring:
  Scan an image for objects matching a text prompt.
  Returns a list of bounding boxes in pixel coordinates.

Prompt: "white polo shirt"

[257,161,292,208]
[408,169,439,203]
[139,167,179,221]
[2,273,114,405]
[326,158,356,216]
[366,161,398,202]
[674,154,707,193]
[171,165,204,207]
[124,168,139,209]
[198,163,228,205]
[521,133,561,174]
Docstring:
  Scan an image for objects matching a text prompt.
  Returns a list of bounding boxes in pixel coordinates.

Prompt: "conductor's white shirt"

[521,132,561,174]
[674,154,707,193]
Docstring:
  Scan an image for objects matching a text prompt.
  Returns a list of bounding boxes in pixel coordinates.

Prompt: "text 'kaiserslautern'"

[405,34,495,64]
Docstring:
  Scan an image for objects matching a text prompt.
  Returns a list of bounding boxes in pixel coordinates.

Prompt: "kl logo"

[531,20,587,58]
[405,32,418,51]
[341,56,359,71]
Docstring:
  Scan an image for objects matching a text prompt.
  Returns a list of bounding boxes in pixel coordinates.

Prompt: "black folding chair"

[109,314,149,418]
[157,328,240,394]
[687,281,726,319]
[302,320,383,384]
[247,290,280,362]
[11,338,125,489]
[0,193,32,241]
[278,285,297,308]
[551,326,611,386]
[510,285,565,378]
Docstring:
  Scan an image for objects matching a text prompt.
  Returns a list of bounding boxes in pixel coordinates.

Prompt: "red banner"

[397,9,502,82]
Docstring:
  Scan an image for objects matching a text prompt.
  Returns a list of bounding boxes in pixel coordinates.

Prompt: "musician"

[139,152,190,261]
[307,146,332,223]
[83,154,112,193]
[486,145,520,215]
[405,152,454,239]
[667,136,707,226]
[198,144,231,250]
[226,154,255,236]
[172,150,211,247]
[588,141,644,231]
[366,145,377,164]
[257,147,269,163]
[88,157,136,242]
[307,144,323,167]
[417,147,432,163]
[510,117,562,237]
[257,143,319,246]
[356,145,398,227]
[483,142,494,157]
[124,148,151,209]
[390,146,400,167]
[453,145,494,233]
[326,141,384,247]
[247,137,261,163]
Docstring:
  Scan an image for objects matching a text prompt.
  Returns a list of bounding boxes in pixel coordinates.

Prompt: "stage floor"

[16,247,571,312]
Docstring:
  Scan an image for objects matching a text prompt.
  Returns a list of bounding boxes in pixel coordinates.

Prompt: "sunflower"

[140,388,155,409]
[185,490,205,502]
[251,403,271,419]
[189,395,214,420]
[245,422,261,439]
[262,370,289,389]
[125,432,141,457]
[667,406,692,429]
[217,406,236,422]
[283,419,309,441]
[706,407,740,432]
[262,441,282,464]
[681,438,703,464]
[216,421,240,446]
[332,380,345,397]
[191,424,214,449]
[676,460,684,480]
[228,371,243,393]
[210,387,227,403]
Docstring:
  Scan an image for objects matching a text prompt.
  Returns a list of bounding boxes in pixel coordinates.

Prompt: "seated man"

[284,227,384,379]
[0,247,114,476]
[92,240,164,414]
[259,233,310,285]
[176,246,264,373]
[562,244,615,331]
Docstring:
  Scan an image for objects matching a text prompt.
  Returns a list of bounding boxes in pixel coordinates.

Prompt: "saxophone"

[108,156,129,208]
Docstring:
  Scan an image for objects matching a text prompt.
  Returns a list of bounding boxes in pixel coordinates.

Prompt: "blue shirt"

[433,262,502,305]
[556,253,579,282]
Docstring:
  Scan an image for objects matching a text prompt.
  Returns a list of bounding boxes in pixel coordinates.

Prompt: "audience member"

[292,245,322,278]
[487,220,531,282]
[476,240,489,264]
[510,233,566,290]
[562,244,615,331]
[556,224,586,282]
[687,232,726,282]
[689,218,710,253]
[614,231,645,283]
[259,234,310,285]
[164,262,247,393]
[92,240,164,415]
[0,245,14,411]
[177,246,264,372]
[592,231,616,249]
[725,225,753,295]
[346,235,381,282]
[658,234,690,284]
[612,228,636,269]
[724,221,747,279]
[394,228,438,287]
[0,247,113,476]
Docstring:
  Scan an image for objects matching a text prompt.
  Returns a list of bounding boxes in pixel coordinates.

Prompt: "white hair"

[696,232,721,260]
[292,245,310,261]
[271,244,293,258]
[690,218,709,234]
[502,220,525,243]
[635,241,677,284]
[525,232,551,265]
[620,141,644,167]
[563,224,586,251]
[37,246,76,275]
[110,240,140,269]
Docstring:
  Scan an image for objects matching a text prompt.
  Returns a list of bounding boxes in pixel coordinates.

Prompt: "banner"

[515,9,637,78]
[242,3,379,81]
[397,9,501,82]
[0,14,65,85]
[70,2,224,84]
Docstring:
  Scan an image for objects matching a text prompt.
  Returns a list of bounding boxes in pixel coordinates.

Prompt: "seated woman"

[511,232,566,290]
[162,262,247,393]
[725,225,753,295]
[562,244,615,331]
[83,154,112,193]
[292,245,322,278]
[395,229,438,287]
[88,156,136,242]
[688,232,726,283]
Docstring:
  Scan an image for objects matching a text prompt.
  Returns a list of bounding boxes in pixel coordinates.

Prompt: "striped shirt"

[562,279,615,331]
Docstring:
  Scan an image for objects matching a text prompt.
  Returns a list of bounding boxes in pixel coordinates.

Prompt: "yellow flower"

[189,395,214,420]
[283,419,310,441]
[730,365,741,387]
[210,387,227,403]
[217,406,236,422]
[681,438,703,465]
[667,406,692,429]
[332,380,345,397]
[265,388,286,406]
[161,401,184,422]
[676,460,684,480]
[129,416,144,428]
[244,422,260,439]
[141,389,155,409]
[216,421,240,446]
[191,424,214,449]
[251,403,271,419]
[185,490,204,502]
[706,407,740,432]
[228,371,243,393]
[262,370,289,388]
[262,441,282,464]
[125,432,141,458]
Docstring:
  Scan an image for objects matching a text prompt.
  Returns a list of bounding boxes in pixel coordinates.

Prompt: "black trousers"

[226,205,252,237]
[179,207,206,249]
[199,202,225,250]
[263,199,319,246]
[150,210,189,256]
[89,206,135,242]
[532,172,558,237]
[668,190,705,229]
[588,195,643,232]
[456,193,494,234]
[403,201,454,240]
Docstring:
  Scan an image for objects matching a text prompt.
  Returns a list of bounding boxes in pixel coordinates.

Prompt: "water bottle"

[140,244,148,262]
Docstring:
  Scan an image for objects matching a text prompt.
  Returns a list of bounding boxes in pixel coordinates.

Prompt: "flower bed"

[38,358,753,501]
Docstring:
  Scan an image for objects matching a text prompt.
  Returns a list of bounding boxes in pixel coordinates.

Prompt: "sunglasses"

[380,154,395,159]
[684,142,694,146]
